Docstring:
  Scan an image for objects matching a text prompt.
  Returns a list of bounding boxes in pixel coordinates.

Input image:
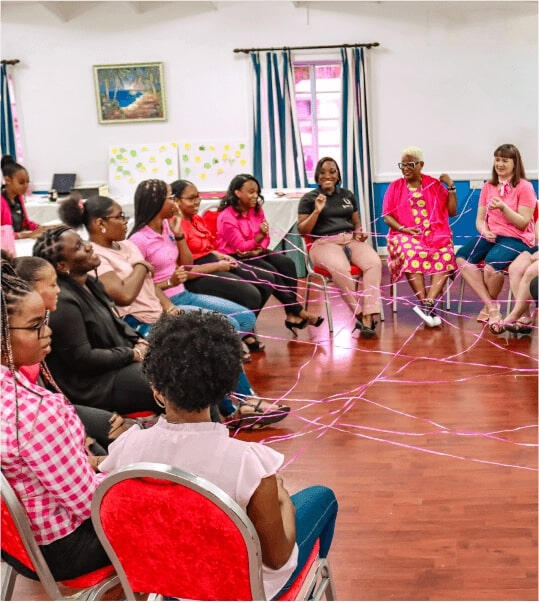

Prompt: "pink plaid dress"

[1,366,102,545]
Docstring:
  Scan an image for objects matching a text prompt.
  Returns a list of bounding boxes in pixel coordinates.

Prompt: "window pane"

[314,64,341,92]
[294,65,311,91]
[318,119,340,145]
[303,149,316,175]
[296,98,312,120]
[317,92,340,119]
[318,146,341,164]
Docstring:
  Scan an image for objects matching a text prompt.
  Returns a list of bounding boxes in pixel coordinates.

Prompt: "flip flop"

[225,398,290,430]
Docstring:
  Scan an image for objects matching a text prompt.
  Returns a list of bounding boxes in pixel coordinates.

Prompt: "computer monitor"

[51,173,76,195]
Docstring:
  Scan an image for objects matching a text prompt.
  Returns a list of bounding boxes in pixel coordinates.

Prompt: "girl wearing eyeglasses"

[0,261,111,581]
[382,146,457,327]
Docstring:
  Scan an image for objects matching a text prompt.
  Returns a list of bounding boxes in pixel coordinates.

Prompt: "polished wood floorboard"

[10,277,538,601]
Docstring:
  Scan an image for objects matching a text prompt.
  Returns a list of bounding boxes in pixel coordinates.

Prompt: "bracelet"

[133,348,142,361]
[398,225,405,232]
[448,186,456,192]
[165,278,172,289]
[174,234,185,241]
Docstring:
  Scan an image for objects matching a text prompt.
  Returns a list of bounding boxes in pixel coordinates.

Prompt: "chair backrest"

[201,206,220,240]
[91,462,266,601]
[1,472,64,599]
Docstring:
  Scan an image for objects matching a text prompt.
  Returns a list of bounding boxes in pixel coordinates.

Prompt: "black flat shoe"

[285,317,308,337]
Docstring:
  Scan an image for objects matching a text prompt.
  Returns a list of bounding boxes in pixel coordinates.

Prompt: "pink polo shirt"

[480,179,537,247]
[129,220,185,298]
[217,205,270,255]
[93,240,163,323]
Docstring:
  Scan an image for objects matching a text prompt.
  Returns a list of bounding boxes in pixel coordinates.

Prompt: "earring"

[153,392,166,409]
[101,227,106,234]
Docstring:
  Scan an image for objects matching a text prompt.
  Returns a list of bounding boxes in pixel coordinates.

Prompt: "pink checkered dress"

[1,366,103,545]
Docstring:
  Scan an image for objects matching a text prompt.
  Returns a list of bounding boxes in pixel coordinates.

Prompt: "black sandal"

[226,398,290,430]
[242,335,266,353]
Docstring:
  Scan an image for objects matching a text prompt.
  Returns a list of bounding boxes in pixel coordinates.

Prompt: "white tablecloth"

[17,190,305,257]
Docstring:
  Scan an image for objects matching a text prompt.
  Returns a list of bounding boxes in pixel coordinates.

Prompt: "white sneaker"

[413,304,436,327]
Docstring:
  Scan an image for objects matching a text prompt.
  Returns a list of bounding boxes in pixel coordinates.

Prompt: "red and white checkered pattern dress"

[1,366,103,545]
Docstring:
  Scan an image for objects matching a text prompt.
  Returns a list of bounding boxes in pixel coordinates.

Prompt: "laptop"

[51,173,76,195]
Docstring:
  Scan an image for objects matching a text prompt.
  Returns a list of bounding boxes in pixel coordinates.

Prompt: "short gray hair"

[401,146,424,162]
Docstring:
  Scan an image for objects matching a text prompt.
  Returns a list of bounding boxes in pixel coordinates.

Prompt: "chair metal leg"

[323,279,334,333]
[445,280,451,310]
[79,575,121,600]
[457,276,465,315]
[506,287,512,315]
[304,275,312,312]
[392,282,397,313]
[1,563,17,601]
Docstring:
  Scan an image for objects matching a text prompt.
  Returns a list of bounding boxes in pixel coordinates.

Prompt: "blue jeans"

[169,289,256,336]
[123,314,253,418]
[274,485,338,598]
[456,235,533,272]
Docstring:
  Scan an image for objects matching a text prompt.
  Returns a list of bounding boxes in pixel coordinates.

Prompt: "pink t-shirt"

[480,180,537,247]
[93,240,162,324]
[99,418,298,598]
[217,206,270,255]
[129,220,184,298]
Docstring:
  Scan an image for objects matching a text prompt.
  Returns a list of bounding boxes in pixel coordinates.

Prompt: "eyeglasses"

[166,194,176,200]
[9,311,50,339]
[180,195,201,202]
[398,161,421,169]
[104,213,128,221]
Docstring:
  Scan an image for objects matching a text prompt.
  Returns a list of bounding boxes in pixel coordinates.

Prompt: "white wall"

[1,0,537,190]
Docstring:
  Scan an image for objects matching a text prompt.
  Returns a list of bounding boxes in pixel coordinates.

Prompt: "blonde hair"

[401,146,424,162]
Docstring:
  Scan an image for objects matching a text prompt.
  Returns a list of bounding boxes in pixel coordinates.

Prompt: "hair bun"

[1,155,16,170]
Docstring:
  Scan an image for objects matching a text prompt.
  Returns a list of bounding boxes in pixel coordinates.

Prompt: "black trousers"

[2,519,110,582]
[185,253,271,315]
[109,362,161,415]
[233,251,303,316]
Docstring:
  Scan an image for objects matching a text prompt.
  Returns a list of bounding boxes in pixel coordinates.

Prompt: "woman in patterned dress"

[383,147,457,326]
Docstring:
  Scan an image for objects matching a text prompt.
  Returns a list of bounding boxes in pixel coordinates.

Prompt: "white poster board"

[178,140,251,189]
[108,141,179,200]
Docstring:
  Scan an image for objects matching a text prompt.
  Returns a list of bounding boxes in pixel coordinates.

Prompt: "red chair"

[301,234,384,332]
[91,462,336,601]
[201,205,220,240]
[0,472,119,601]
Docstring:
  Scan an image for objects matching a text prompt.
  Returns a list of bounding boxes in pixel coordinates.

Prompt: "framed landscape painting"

[93,62,167,124]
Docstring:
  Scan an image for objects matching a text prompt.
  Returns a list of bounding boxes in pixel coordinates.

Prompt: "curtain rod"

[1,59,20,65]
[233,43,379,54]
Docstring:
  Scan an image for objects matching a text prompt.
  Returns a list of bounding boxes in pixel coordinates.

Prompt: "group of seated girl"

[1,264,337,596]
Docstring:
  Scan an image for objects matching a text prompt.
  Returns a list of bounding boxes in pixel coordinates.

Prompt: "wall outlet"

[470,180,485,189]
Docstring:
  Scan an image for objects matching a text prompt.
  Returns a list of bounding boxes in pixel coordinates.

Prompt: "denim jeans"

[456,235,533,272]
[169,289,256,335]
[123,314,254,418]
[274,485,338,598]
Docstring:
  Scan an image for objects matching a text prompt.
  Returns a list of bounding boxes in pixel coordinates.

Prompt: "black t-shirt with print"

[298,187,358,237]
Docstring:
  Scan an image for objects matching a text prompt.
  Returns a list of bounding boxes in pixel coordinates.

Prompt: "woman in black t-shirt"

[298,157,382,337]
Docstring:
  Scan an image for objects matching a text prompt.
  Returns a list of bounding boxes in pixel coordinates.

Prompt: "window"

[293,62,342,182]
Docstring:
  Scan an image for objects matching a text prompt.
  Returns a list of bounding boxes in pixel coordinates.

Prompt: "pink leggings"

[309,232,382,316]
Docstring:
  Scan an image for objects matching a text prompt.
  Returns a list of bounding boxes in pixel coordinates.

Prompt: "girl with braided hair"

[33,225,161,415]
[0,260,111,580]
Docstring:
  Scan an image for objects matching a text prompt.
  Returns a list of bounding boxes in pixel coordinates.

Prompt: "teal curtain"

[1,64,17,158]
[250,50,307,189]
[341,48,375,247]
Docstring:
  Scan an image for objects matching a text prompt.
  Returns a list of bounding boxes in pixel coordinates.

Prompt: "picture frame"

[93,62,167,124]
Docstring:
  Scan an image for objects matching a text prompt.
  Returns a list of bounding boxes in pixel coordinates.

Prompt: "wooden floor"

[10,275,538,601]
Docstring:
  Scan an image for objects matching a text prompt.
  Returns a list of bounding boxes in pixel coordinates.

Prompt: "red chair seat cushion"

[2,498,114,588]
[276,539,320,600]
[61,564,115,588]
[123,411,155,419]
[312,264,362,278]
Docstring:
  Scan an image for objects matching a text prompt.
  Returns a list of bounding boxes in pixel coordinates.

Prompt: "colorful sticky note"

[119,147,126,153]
[111,147,118,154]
[194,156,201,163]
[184,143,191,150]
[224,144,230,150]
[240,159,247,166]
[165,158,172,165]
[222,153,228,160]
[171,142,178,148]
[185,167,191,175]
[182,154,189,162]
[204,162,211,169]
[200,173,207,180]
[159,145,166,151]
[239,143,245,149]
[141,145,148,151]
[149,156,156,162]
[234,150,241,157]
[130,150,137,157]
[129,177,135,183]
[110,158,116,164]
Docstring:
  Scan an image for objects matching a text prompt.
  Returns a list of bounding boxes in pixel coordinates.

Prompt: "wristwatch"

[174,234,185,241]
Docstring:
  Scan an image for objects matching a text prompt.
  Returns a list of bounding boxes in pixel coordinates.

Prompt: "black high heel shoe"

[310,316,324,328]
[353,313,377,339]
[242,335,266,353]
[284,317,308,337]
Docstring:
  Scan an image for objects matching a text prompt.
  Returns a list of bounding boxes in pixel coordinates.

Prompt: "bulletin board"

[178,140,251,189]
[108,141,179,198]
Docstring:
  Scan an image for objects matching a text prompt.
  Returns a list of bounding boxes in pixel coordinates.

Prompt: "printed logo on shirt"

[342,197,353,208]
